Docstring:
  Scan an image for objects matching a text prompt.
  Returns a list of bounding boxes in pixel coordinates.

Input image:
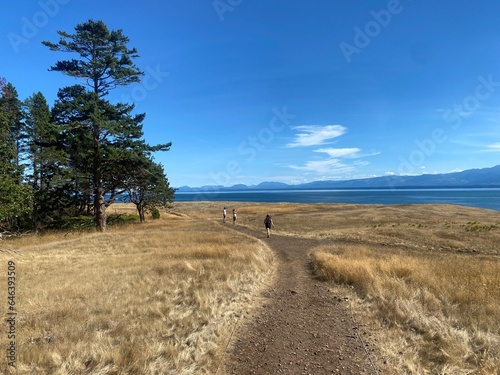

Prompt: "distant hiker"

[232,209,237,224]
[223,207,227,223]
[264,214,274,238]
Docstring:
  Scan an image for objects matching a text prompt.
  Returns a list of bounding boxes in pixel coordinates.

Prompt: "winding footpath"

[220,224,376,375]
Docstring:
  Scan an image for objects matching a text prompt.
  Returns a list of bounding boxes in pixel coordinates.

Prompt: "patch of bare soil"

[220,224,377,375]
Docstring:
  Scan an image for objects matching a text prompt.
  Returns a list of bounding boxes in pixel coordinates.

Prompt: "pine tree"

[2,83,26,173]
[0,78,32,228]
[51,85,96,216]
[24,91,68,227]
[120,154,175,222]
[43,19,170,231]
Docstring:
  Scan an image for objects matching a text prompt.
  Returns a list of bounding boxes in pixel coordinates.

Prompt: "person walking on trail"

[232,209,237,224]
[223,207,227,223]
[264,214,274,238]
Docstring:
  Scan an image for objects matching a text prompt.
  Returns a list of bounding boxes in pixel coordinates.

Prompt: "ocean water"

[175,188,500,211]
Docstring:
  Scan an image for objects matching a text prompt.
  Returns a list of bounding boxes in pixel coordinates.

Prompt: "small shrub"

[107,213,139,225]
[151,208,161,219]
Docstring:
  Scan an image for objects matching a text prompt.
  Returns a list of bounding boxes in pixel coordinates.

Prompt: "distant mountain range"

[176,165,500,192]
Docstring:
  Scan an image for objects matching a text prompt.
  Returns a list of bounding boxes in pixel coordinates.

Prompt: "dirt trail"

[220,224,376,374]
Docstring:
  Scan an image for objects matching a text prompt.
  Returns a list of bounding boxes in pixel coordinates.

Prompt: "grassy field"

[1,201,499,374]
[176,201,500,374]
[0,204,275,374]
[229,202,500,374]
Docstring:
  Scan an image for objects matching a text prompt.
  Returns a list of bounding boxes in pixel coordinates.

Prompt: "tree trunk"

[137,202,145,223]
[94,164,106,231]
[93,120,106,232]
[95,191,106,231]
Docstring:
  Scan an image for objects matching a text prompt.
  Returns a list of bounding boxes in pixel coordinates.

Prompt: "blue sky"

[3,0,500,187]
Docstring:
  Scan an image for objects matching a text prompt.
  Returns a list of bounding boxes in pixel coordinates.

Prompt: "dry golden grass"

[0,204,275,374]
[182,201,500,374]
[2,201,499,374]
[311,246,500,374]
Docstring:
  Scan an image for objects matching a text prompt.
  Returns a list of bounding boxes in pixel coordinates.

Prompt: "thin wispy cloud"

[289,158,356,174]
[313,147,361,158]
[289,146,372,176]
[286,125,346,147]
[486,142,500,151]
[455,140,500,152]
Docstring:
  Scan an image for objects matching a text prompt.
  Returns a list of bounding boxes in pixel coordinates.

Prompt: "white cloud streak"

[289,159,356,174]
[286,125,346,147]
[486,142,500,151]
[313,147,361,158]
[289,147,371,175]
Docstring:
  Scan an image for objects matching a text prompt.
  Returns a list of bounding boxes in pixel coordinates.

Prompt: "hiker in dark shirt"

[264,214,274,238]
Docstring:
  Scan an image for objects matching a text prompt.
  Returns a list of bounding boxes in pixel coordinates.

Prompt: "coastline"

[174,187,500,211]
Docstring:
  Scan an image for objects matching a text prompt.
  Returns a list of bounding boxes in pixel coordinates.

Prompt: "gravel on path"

[220,224,377,375]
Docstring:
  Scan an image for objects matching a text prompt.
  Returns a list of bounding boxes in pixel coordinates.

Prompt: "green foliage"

[0,81,21,177]
[0,78,34,227]
[124,156,175,222]
[1,82,26,173]
[43,19,156,231]
[42,19,143,97]
[44,215,95,231]
[107,213,140,225]
[0,177,33,225]
[151,208,161,220]
[24,91,71,227]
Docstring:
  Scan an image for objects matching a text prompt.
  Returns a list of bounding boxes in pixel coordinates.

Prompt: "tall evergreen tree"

[43,19,171,231]
[0,78,18,174]
[0,78,32,228]
[24,92,69,227]
[1,82,26,173]
[51,85,96,215]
